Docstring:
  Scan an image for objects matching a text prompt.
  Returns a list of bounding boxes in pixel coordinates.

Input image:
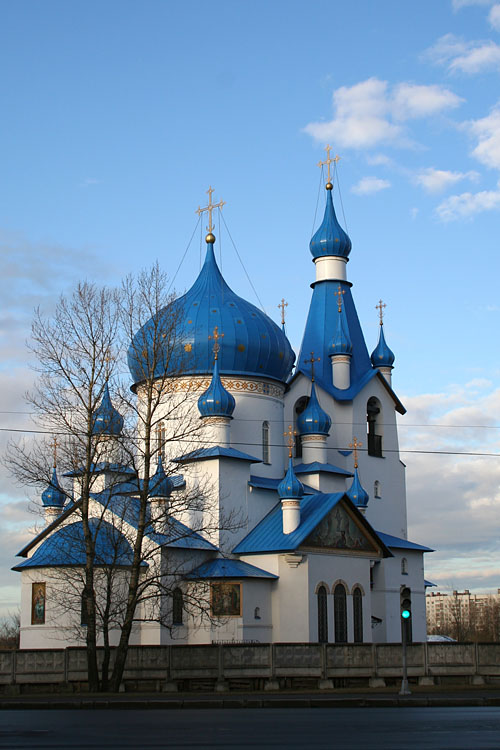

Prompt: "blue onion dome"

[278,458,304,500]
[127,242,295,387]
[346,468,369,509]
[92,383,124,436]
[41,467,66,508]
[371,324,395,368]
[329,302,352,357]
[296,381,331,436]
[198,357,236,418]
[309,186,352,260]
[149,455,174,498]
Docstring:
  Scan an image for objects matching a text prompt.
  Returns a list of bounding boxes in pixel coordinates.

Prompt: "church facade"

[14,157,432,649]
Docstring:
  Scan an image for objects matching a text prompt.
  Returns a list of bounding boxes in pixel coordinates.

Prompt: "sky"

[2,0,500,615]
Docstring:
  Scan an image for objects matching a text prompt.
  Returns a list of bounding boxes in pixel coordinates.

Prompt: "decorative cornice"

[301,434,327,444]
[139,376,285,399]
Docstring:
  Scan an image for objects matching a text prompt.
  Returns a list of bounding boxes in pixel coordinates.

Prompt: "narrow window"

[172,587,183,625]
[294,396,309,458]
[334,584,348,643]
[401,557,408,575]
[317,585,328,643]
[367,397,383,457]
[374,480,381,498]
[262,421,270,464]
[156,421,166,461]
[353,587,363,643]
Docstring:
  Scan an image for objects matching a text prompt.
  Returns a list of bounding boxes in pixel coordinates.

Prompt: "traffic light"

[400,586,411,620]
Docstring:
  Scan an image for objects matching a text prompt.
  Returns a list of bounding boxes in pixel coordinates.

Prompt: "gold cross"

[51,436,59,469]
[283,424,297,459]
[334,283,345,313]
[349,437,362,469]
[304,351,321,382]
[196,186,225,233]
[278,298,288,326]
[376,299,386,325]
[208,325,224,360]
[317,145,341,184]
[104,349,113,377]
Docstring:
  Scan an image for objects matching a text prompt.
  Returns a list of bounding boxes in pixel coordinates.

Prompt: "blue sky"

[2,0,500,613]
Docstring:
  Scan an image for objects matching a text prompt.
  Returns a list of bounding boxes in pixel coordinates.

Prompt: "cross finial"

[376,299,386,326]
[196,186,225,234]
[208,325,224,361]
[304,351,321,382]
[283,424,297,459]
[51,436,59,469]
[317,145,341,186]
[334,283,346,313]
[278,298,288,327]
[104,349,113,378]
[349,437,362,469]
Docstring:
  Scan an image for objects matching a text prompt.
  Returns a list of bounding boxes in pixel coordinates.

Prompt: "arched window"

[262,421,270,464]
[367,397,383,457]
[156,421,166,461]
[353,587,363,643]
[317,585,328,643]
[172,587,183,625]
[374,480,381,498]
[401,557,408,575]
[294,396,309,458]
[333,584,348,643]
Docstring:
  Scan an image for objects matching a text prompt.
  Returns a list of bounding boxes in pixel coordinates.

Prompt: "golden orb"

[206,232,216,244]
[326,182,333,190]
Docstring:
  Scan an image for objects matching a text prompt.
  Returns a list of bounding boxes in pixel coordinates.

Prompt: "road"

[1,707,500,749]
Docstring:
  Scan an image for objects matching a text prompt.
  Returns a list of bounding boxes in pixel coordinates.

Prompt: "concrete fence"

[1,643,500,693]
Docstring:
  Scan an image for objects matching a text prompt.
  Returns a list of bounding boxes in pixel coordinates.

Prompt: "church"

[13,151,432,648]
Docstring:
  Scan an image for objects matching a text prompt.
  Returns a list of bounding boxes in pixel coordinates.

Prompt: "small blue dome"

[149,455,174,498]
[92,383,124,436]
[329,302,352,357]
[41,467,66,508]
[346,468,369,509]
[371,325,395,368]
[128,243,296,386]
[309,188,352,260]
[296,382,331,436]
[198,358,236,418]
[278,458,304,499]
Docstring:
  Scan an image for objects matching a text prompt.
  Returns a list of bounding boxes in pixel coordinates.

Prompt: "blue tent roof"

[293,462,353,477]
[93,492,217,550]
[13,518,142,570]
[233,493,390,556]
[376,531,433,552]
[173,446,261,464]
[186,558,278,580]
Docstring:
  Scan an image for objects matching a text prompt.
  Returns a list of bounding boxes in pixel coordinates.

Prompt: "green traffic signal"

[401,609,411,619]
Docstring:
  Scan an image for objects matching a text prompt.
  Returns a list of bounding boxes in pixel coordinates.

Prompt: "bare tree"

[8,267,242,692]
[0,611,20,649]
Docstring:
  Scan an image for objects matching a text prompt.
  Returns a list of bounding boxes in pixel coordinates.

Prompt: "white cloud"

[410,207,419,219]
[304,78,462,149]
[351,177,391,195]
[489,4,500,28]
[436,186,500,219]
[414,167,479,193]
[392,83,463,120]
[427,33,500,73]
[452,0,494,9]
[366,153,394,166]
[468,106,500,168]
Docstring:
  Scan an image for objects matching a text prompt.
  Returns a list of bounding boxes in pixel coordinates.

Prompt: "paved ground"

[1,706,500,749]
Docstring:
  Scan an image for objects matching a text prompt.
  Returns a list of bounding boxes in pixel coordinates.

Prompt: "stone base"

[418,676,435,686]
[264,679,280,691]
[369,677,386,688]
[318,679,334,690]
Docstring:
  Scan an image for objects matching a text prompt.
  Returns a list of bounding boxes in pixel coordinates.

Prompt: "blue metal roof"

[309,187,352,259]
[296,381,331,437]
[92,383,124,436]
[12,518,143,571]
[64,463,136,478]
[277,458,304,500]
[41,468,66,508]
[173,446,261,464]
[232,492,386,555]
[293,462,352,477]
[329,303,352,357]
[376,531,434,552]
[128,243,296,386]
[198,357,236,418]
[148,455,173,498]
[93,492,217,550]
[248,475,316,494]
[371,323,395,368]
[346,467,369,509]
[425,580,437,587]
[186,558,278,580]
